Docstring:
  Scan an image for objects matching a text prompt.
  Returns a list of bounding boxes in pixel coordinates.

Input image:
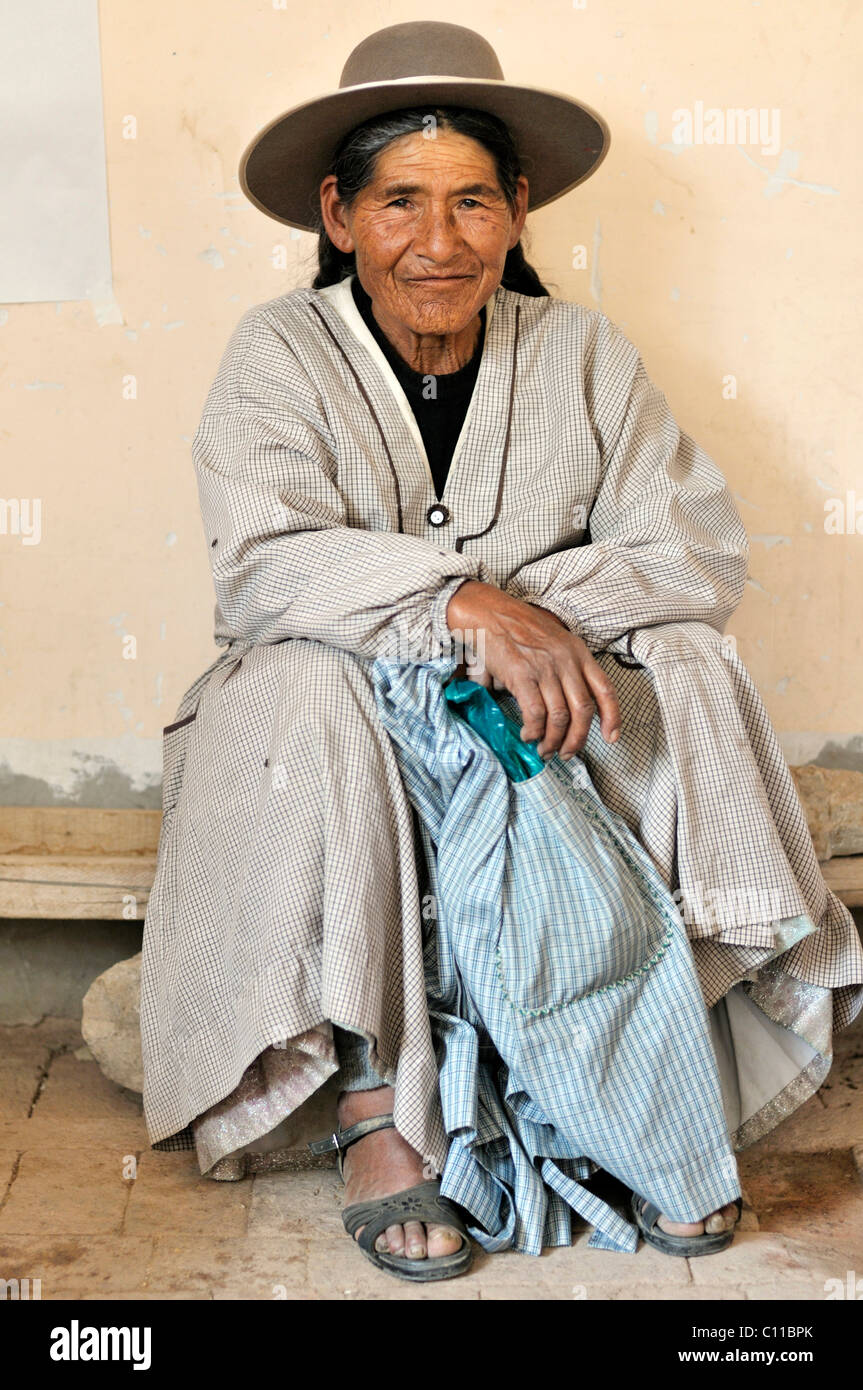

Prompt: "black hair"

[310,105,550,297]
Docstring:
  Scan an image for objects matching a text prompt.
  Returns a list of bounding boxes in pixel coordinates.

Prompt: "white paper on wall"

[0,0,112,304]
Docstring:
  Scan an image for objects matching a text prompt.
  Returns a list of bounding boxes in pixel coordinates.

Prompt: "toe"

[385,1222,406,1256]
[403,1220,427,1259]
[656,1214,705,1236]
[354,1222,390,1253]
[426,1222,464,1258]
[704,1203,740,1234]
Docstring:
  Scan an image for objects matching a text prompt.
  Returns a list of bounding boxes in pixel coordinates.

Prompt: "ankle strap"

[308,1114,396,1171]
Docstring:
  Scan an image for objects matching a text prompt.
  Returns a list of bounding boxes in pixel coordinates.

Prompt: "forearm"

[209,521,489,659]
[506,532,748,651]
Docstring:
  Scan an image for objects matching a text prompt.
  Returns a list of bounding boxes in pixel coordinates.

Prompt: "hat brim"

[239,75,611,231]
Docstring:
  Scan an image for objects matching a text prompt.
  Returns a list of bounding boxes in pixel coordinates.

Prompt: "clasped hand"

[445,580,620,761]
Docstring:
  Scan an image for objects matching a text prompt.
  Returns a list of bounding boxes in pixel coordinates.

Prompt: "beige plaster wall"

[2,0,860,807]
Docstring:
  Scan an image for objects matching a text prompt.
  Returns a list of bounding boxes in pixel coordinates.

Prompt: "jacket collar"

[316,274,497,479]
[307,275,521,552]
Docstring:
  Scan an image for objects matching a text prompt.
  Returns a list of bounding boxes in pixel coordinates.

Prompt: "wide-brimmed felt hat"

[239,21,611,231]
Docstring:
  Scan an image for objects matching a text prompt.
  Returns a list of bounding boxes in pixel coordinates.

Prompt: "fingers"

[511,673,581,759]
[510,671,593,759]
[535,674,581,759]
[581,657,621,745]
[512,662,620,761]
[556,673,601,760]
[514,678,551,747]
[555,660,621,759]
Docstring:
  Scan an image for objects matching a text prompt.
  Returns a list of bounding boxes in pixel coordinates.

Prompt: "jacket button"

[427,504,450,527]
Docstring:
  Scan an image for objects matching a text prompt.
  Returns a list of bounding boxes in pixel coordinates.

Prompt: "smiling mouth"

[409,275,471,283]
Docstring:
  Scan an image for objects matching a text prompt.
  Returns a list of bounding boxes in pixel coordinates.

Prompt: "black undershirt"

[350,275,486,501]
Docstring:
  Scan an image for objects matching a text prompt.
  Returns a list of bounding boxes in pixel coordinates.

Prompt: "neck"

[372,307,483,375]
[351,276,484,374]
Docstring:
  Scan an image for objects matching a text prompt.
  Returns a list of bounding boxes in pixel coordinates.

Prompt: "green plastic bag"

[444,678,545,782]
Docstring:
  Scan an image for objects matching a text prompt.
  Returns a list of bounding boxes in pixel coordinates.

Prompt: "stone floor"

[1,1013,862,1302]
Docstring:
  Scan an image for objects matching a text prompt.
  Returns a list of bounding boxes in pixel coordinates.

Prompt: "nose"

[411,200,464,266]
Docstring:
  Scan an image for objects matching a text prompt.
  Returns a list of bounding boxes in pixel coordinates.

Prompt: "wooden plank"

[0,806,860,920]
[822,855,863,908]
[0,854,155,920]
[0,807,161,856]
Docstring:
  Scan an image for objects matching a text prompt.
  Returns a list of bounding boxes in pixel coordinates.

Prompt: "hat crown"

[339,21,506,89]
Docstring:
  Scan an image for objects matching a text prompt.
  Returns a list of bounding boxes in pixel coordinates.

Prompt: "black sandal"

[631,1192,743,1257]
[309,1114,473,1282]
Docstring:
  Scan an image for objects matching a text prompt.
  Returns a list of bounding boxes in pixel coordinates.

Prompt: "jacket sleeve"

[506,310,750,653]
[192,306,490,658]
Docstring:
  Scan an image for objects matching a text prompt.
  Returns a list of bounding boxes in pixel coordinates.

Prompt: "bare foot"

[338,1087,463,1261]
[656,1202,740,1237]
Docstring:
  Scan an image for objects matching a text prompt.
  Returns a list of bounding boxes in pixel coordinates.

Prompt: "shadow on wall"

[0,920,143,1025]
[812,736,863,774]
[0,764,161,810]
[2,736,863,813]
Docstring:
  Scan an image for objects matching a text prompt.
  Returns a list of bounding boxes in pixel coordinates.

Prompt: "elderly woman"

[141,22,863,1283]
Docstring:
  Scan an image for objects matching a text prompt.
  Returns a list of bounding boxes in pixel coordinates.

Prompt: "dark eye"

[388,198,410,208]
[460,198,482,208]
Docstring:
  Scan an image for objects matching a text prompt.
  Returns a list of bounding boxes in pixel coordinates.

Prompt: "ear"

[319,175,355,253]
[507,174,529,251]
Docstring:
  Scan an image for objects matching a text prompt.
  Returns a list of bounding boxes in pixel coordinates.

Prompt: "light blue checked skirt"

[371,655,743,1255]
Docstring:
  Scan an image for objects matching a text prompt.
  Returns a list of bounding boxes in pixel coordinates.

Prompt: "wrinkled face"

[321,127,528,337]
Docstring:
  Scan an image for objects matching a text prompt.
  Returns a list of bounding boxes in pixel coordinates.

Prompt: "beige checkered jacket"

[140,275,863,1166]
